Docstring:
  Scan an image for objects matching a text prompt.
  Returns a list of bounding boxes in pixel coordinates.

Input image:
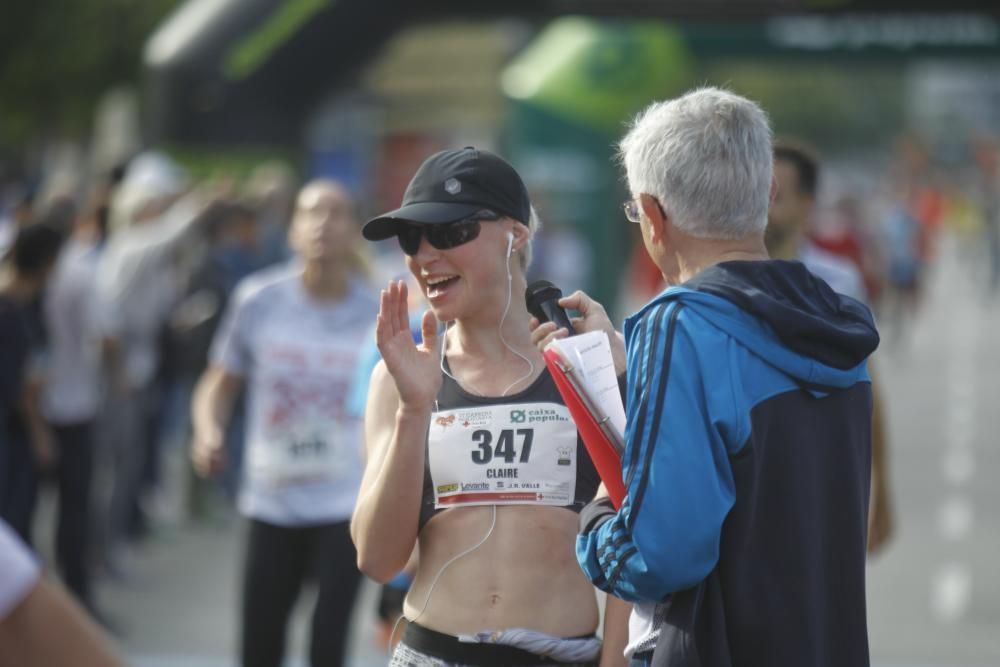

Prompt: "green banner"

[501,18,692,134]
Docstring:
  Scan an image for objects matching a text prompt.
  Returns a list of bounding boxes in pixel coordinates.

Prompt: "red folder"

[543,348,626,509]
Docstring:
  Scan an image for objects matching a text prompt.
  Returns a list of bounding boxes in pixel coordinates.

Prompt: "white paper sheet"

[546,331,626,441]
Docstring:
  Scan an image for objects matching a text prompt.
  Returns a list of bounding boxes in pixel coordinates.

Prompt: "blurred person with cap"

[191,179,376,667]
[352,147,627,667]
[0,223,65,547]
[0,516,124,667]
[531,88,879,666]
[94,150,213,568]
[767,140,894,556]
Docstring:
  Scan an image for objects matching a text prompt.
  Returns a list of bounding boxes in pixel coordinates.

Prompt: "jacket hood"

[637,260,879,390]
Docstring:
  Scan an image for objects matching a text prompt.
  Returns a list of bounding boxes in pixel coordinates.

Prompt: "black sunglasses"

[396,210,501,256]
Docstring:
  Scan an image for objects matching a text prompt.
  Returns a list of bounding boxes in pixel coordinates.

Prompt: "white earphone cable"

[392,233,532,660]
[386,505,498,656]
[498,233,535,396]
[439,232,534,398]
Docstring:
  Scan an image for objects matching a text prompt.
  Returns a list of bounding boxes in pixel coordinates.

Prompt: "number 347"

[471,429,533,465]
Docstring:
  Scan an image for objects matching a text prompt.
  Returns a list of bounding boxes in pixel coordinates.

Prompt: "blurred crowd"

[0,152,302,619]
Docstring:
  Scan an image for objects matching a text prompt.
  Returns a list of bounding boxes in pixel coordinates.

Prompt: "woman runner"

[352,148,628,667]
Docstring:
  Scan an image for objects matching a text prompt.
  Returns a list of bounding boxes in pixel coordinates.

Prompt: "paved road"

[866,234,1000,666]
[98,517,387,667]
[35,233,998,666]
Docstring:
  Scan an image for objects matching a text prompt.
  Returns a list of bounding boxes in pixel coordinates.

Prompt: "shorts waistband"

[403,622,577,666]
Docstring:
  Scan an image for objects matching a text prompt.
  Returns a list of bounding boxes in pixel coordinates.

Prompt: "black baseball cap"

[363,147,531,241]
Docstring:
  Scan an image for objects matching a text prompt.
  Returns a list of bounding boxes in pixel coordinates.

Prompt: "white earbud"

[506,231,514,259]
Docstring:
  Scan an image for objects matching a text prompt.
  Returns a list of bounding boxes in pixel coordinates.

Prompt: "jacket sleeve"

[576,303,737,603]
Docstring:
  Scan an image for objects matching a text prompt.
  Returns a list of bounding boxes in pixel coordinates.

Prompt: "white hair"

[619,87,773,240]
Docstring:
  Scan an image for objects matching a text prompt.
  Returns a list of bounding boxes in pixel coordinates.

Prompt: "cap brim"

[362,202,484,241]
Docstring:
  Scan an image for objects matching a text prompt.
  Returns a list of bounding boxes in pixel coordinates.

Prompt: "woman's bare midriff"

[403,504,600,638]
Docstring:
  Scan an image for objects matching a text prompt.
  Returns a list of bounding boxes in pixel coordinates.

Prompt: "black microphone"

[525,280,576,335]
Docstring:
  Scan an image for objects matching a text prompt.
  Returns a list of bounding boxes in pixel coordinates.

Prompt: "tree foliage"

[703,60,907,151]
[0,0,179,149]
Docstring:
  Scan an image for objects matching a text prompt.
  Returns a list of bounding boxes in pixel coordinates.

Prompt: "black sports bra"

[418,365,601,532]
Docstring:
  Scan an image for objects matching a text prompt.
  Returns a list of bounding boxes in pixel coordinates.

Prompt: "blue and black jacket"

[578,260,879,667]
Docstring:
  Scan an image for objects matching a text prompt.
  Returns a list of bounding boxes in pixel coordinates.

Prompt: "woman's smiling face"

[405,217,516,323]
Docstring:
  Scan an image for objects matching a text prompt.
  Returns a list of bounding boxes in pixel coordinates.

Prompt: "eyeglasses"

[622,196,666,224]
[622,199,642,224]
[396,209,501,256]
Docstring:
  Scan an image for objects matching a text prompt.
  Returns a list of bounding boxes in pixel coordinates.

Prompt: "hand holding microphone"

[526,280,626,375]
[526,280,577,335]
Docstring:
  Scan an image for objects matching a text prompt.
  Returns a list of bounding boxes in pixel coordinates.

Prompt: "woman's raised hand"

[375,280,442,412]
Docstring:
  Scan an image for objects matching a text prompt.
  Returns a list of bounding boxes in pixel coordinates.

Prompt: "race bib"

[428,402,578,508]
[251,415,352,487]
[248,371,355,488]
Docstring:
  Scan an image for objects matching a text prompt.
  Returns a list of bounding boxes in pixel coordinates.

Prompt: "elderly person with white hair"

[94,151,213,566]
[531,88,879,667]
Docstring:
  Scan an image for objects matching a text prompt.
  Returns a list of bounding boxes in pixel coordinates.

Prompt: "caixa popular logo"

[510,409,526,424]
